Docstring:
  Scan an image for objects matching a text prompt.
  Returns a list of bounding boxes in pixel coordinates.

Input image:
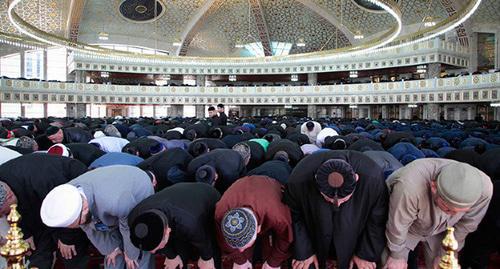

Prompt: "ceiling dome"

[119,0,165,23]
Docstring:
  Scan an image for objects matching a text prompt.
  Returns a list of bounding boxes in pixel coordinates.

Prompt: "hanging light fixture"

[101,71,109,78]
[98,32,109,40]
[349,105,358,109]
[229,75,237,82]
[416,65,427,74]
[296,38,306,47]
[349,71,358,78]
[408,104,418,108]
[354,30,364,40]
[423,16,436,27]
[291,74,298,81]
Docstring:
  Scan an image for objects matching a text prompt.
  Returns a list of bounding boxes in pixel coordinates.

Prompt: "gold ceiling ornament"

[0,204,29,269]
[439,227,460,269]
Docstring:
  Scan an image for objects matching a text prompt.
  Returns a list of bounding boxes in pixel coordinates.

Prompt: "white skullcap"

[47,143,71,157]
[41,184,82,227]
[93,131,106,138]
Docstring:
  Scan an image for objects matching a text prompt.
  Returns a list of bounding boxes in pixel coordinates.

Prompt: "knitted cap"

[437,162,483,208]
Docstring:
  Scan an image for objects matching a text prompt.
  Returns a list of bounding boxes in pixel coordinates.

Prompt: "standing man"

[128,183,221,269]
[0,154,89,269]
[215,175,293,269]
[217,104,228,126]
[208,106,220,127]
[40,165,155,269]
[383,159,492,269]
[284,150,388,269]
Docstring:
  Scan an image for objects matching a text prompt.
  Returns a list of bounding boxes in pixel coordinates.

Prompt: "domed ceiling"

[0,0,499,58]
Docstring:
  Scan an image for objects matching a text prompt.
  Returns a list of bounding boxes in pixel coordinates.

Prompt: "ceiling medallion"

[118,0,165,23]
[352,0,400,13]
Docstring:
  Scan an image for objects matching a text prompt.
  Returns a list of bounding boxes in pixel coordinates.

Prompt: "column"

[139,105,144,117]
[426,63,441,79]
[42,49,48,81]
[66,103,87,118]
[399,105,405,120]
[494,107,500,121]
[169,105,184,118]
[20,103,26,118]
[196,75,206,87]
[307,105,317,119]
[468,32,478,73]
[423,103,439,120]
[195,105,204,118]
[467,106,476,120]
[20,52,25,78]
[153,105,157,118]
[75,70,85,83]
[307,73,318,86]
[43,103,48,118]
[381,105,388,119]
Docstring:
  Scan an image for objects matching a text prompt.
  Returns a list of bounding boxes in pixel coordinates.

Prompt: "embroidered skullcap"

[221,208,257,249]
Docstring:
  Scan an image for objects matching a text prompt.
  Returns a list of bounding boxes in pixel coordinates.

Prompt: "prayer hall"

[0,0,499,268]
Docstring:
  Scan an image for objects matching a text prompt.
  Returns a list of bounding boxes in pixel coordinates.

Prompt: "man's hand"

[198,257,216,269]
[292,255,319,269]
[124,252,139,269]
[383,256,407,269]
[349,255,376,269]
[232,260,252,269]
[105,247,123,268]
[25,236,36,250]
[57,240,77,260]
[262,261,280,269]
[164,255,183,269]
[432,256,441,269]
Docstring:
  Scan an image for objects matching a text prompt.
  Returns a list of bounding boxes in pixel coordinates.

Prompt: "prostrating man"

[187,148,246,193]
[208,106,220,127]
[383,158,492,269]
[40,165,155,269]
[0,154,89,269]
[46,126,92,144]
[128,183,221,269]
[217,104,228,126]
[283,150,388,269]
[300,121,321,145]
[215,175,293,269]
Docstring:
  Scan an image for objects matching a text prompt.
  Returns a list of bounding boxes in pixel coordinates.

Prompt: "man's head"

[46,126,64,144]
[16,136,38,151]
[232,143,251,166]
[306,121,315,132]
[273,150,289,163]
[217,104,225,113]
[430,162,483,215]
[221,208,261,252]
[0,182,17,217]
[130,209,171,254]
[208,106,217,117]
[41,184,88,228]
[315,159,359,208]
[196,165,218,186]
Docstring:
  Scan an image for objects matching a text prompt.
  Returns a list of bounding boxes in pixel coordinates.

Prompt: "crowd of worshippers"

[0,111,499,269]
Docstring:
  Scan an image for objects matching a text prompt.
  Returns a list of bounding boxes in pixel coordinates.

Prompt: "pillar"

[467,106,476,120]
[20,52,25,78]
[168,105,184,118]
[43,103,48,118]
[153,105,157,118]
[381,105,388,119]
[196,75,206,87]
[399,105,406,120]
[468,32,478,73]
[42,49,48,81]
[75,70,85,83]
[307,73,318,86]
[494,107,500,121]
[307,105,317,119]
[66,103,87,118]
[423,103,439,120]
[20,103,26,118]
[426,63,441,79]
[195,105,205,118]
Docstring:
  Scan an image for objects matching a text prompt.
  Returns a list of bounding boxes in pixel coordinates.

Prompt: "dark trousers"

[169,240,221,269]
[29,228,89,269]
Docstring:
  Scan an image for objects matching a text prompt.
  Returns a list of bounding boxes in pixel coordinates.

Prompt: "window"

[0,53,21,78]
[244,42,265,57]
[47,103,67,117]
[142,105,154,117]
[155,105,169,117]
[47,47,67,81]
[183,105,196,117]
[128,106,141,117]
[271,42,292,56]
[0,103,21,118]
[25,50,44,79]
[23,103,44,118]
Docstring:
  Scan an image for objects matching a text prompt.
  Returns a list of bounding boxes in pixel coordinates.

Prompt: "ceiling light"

[354,31,364,40]
[291,74,298,82]
[423,16,436,27]
[296,38,306,47]
[349,105,358,109]
[408,104,418,108]
[98,32,109,41]
[416,65,427,74]
[491,103,500,107]
[235,44,244,48]
[349,71,358,78]
[172,42,182,47]
[101,71,109,78]
[229,75,237,82]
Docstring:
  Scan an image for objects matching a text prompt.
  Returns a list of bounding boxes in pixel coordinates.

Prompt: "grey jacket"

[69,165,154,260]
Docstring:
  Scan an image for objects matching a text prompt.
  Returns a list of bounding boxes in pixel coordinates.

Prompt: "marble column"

[195,105,205,118]
[426,63,441,79]
[423,103,440,120]
[468,32,478,73]
[66,103,87,118]
[20,52,25,78]
[307,73,318,86]
[43,103,48,118]
[196,75,206,87]
[307,105,317,119]
[381,105,388,119]
[42,49,48,81]
[169,105,184,118]
[467,106,476,120]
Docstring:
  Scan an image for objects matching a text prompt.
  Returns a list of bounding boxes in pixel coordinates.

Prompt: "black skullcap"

[185,129,197,141]
[209,128,223,139]
[149,143,165,155]
[273,151,289,163]
[45,126,61,136]
[130,209,168,251]
[315,159,356,199]
[196,165,217,185]
[306,121,314,131]
[192,142,209,157]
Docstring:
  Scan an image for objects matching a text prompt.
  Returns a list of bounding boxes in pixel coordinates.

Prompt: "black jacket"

[247,160,292,185]
[63,127,92,144]
[138,148,193,191]
[188,138,228,158]
[66,143,106,167]
[127,183,221,260]
[218,112,228,126]
[283,150,388,269]
[187,149,246,193]
[0,154,87,238]
[266,139,303,166]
